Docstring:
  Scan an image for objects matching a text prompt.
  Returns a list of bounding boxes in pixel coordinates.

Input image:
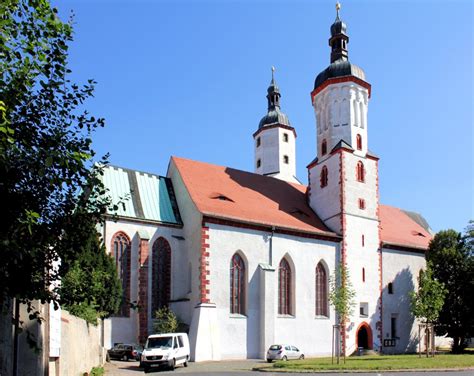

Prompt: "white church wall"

[104,219,185,346]
[381,247,426,354]
[275,127,297,182]
[255,127,280,175]
[308,152,341,233]
[206,222,338,359]
[343,214,381,354]
[313,82,369,156]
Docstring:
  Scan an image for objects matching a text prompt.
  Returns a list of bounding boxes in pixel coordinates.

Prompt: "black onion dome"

[314,60,366,90]
[330,18,347,36]
[259,108,291,129]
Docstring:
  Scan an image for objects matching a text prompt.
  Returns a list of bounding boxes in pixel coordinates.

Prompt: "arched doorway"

[356,322,373,349]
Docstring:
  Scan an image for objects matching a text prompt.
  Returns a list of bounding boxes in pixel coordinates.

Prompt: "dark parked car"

[108,343,143,361]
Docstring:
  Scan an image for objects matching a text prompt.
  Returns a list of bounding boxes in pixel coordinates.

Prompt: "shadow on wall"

[110,232,141,347]
[378,267,418,354]
[246,267,260,359]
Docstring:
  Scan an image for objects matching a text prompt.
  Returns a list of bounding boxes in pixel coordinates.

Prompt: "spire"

[329,2,349,63]
[258,67,291,129]
[266,66,281,110]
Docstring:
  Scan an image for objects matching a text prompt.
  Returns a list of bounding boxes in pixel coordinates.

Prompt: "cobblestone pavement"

[104,359,266,375]
[104,360,474,376]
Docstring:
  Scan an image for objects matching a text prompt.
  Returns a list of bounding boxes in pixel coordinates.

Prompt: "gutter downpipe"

[269,226,275,266]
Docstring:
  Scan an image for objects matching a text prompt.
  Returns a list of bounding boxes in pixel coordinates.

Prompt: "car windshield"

[146,337,173,349]
[269,345,282,350]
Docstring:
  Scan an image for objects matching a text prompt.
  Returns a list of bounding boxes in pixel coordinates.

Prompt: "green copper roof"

[101,165,182,225]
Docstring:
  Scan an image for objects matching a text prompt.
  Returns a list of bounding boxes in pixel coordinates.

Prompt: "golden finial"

[336,2,341,17]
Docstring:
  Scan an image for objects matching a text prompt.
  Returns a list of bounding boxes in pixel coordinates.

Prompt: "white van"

[141,333,190,373]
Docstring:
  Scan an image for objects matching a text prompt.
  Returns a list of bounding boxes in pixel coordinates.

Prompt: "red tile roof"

[379,205,432,250]
[172,157,432,249]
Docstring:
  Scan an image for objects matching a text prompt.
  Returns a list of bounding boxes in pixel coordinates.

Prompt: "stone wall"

[59,310,105,376]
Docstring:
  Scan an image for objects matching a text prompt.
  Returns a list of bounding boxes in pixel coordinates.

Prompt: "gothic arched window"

[320,165,328,188]
[315,262,328,317]
[278,258,292,315]
[322,139,327,155]
[230,253,246,314]
[356,161,365,182]
[152,237,172,315]
[112,232,131,317]
[356,134,362,150]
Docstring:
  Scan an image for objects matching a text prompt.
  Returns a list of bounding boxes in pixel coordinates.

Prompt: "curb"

[252,367,474,373]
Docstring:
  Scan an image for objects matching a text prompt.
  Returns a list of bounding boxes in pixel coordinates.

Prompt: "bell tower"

[253,68,298,184]
[307,3,382,355]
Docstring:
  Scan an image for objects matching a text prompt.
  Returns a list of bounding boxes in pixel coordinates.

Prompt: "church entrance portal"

[356,323,373,350]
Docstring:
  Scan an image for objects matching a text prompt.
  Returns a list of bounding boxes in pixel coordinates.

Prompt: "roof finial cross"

[336,2,341,19]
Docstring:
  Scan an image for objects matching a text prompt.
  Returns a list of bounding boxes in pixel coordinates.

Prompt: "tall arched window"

[356,161,365,182]
[356,134,362,150]
[152,237,172,315]
[112,232,131,317]
[230,253,246,314]
[322,139,327,155]
[320,165,328,188]
[278,258,292,315]
[315,262,328,317]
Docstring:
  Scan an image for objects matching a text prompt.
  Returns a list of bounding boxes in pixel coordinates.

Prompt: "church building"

[101,6,432,361]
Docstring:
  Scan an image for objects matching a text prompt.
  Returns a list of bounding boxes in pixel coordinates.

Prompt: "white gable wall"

[382,248,426,354]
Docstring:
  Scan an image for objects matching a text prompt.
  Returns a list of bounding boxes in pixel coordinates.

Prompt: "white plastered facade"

[254,126,298,183]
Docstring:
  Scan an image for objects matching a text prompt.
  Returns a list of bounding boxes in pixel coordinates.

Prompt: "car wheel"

[122,354,128,361]
[299,354,304,360]
[266,359,272,363]
[184,357,188,367]
[143,365,150,373]
[170,358,176,370]
[282,356,287,361]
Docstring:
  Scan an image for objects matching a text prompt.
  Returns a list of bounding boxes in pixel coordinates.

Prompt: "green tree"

[427,226,474,353]
[0,0,113,318]
[329,263,356,363]
[410,267,446,324]
[153,307,178,334]
[60,223,122,324]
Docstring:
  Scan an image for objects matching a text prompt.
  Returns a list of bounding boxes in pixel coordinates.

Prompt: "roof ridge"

[172,155,308,189]
[106,163,167,179]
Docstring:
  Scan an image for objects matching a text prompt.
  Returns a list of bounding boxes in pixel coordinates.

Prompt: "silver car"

[266,344,304,362]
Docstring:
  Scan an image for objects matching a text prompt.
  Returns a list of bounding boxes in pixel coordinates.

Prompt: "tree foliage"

[0,0,114,313]
[60,223,122,324]
[410,266,446,323]
[427,225,474,353]
[153,307,178,334]
[329,262,356,326]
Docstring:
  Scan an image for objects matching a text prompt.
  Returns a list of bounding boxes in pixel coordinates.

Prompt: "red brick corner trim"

[199,224,211,304]
[138,237,149,344]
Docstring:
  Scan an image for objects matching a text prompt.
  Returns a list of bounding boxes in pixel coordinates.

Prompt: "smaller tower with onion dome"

[253,67,298,183]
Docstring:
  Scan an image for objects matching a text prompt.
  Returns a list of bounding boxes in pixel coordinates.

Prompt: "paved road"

[104,360,474,376]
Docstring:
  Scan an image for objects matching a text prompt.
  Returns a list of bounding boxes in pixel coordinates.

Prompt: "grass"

[272,354,474,371]
[88,366,104,376]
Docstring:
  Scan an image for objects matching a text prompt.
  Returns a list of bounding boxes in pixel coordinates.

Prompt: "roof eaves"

[202,212,341,241]
[105,213,183,228]
[381,241,427,254]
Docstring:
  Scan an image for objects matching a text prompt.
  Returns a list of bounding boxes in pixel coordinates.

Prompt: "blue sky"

[58,0,473,233]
